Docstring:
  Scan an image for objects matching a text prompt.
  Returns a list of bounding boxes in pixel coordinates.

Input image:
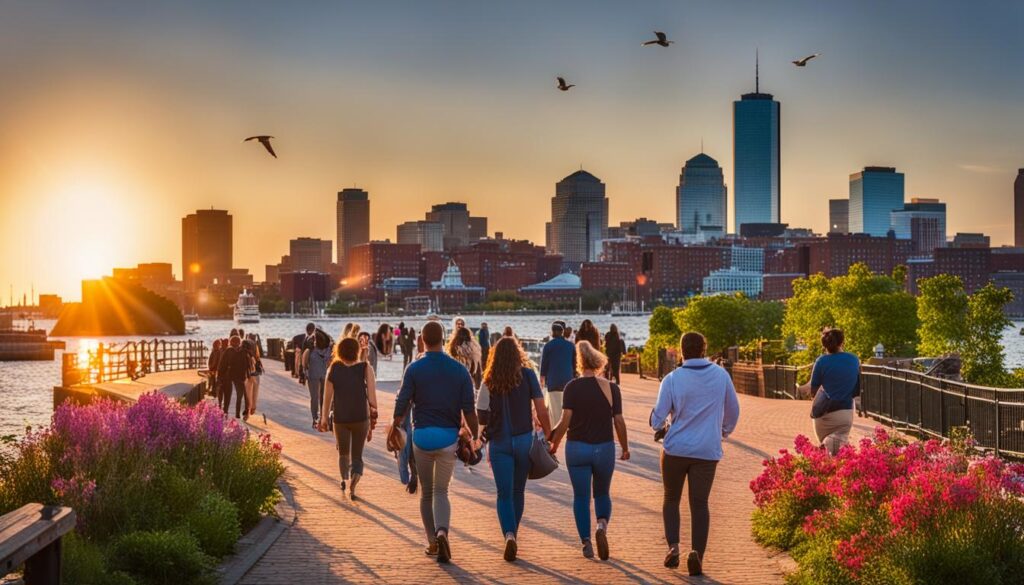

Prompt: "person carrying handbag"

[476,337,553,562]
[548,340,629,561]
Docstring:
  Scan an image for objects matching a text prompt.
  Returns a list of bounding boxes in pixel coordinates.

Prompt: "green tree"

[917,274,969,357]
[642,306,682,372]
[962,283,1014,386]
[672,294,785,356]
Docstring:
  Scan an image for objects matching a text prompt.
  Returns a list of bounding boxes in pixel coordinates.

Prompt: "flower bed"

[750,429,1024,585]
[0,393,284,585]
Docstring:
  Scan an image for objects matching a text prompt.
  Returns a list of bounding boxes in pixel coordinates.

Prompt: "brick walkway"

[240,360,875,585]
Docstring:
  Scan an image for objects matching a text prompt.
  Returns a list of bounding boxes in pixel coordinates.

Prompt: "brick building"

[346,242,421,290]
[805,234,912,278]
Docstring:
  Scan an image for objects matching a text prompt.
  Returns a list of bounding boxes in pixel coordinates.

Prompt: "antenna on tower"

[755,48,760,93]
[701,137,704,154]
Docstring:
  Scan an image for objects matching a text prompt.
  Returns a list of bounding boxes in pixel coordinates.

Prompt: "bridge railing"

[61,339,207,387]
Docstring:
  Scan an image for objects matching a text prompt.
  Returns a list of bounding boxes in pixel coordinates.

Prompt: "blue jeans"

[565,440,616,542]
[488,431,533,536]
[398,416,416,485]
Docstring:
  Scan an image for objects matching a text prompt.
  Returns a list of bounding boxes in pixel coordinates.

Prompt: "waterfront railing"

[61,339,207,387]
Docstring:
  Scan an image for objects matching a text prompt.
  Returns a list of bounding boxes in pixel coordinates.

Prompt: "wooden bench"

[0,504,76,585]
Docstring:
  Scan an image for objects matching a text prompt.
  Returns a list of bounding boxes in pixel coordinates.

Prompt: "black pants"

[221,379,246,416]
[606,357,621,384]
[661,453,718,556]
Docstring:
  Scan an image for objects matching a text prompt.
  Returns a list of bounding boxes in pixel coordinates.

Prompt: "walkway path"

[239,359,876,584]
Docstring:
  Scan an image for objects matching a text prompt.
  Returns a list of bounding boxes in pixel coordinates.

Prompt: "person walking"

[240,338,257,420]
[477,337,553,562]
[319,337,378,499]
[207,339,223,403]
[357,331,378,374]
[604,324,625,384]
[400,326,416,370]
[304,328,333,429]
[810,328,860,456]
[478,322,491,370]
[292,323,315,380]
[548,341,629,561]
[217,335,249,418]
[447,327,482,387]
[393,321,480,564]
[651,332,740,576]
[540,321,575,424]
[575,319,602,350]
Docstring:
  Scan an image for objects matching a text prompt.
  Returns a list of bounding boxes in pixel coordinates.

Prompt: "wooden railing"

[0,504,76,585]
[61,339,207,387]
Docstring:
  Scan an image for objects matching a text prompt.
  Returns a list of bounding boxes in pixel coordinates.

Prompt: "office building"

[806,233,912,277]
[890,198,946,255]
[345,242,421,289]
[468,216,488,240]
[547,169,609,263]
[677,153,727,234]
[426,202,471,250]
[733,58,781,230]
[951,232,990,248]
[1016,169,1024,247]
[829,199,849,234]
[397,220,444,252]
[289,237,333,274]
[849,167,905,236]
[280,271,332,303]
[336,188,370,272]
[182,209,232,292]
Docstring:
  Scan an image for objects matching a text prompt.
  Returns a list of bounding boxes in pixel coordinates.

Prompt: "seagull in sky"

[792,53,820,67]
[244,135,277,158]
[556,77,575,91]
[642,31,674,47]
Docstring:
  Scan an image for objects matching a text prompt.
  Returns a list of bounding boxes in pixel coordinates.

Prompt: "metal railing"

[61,339,207,388]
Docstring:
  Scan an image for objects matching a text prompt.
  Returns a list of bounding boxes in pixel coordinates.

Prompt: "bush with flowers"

[751,428,1024,585]
[0,393,284,584]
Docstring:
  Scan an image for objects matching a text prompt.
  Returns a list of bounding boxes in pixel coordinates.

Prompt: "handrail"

[61,339,207,387]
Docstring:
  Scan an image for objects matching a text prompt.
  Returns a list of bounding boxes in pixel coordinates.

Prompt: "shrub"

[107,530,215,585]
[187,491,241,557]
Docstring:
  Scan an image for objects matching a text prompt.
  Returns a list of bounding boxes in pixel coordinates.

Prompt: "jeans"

[565,440,616,542]
[661,453,718,556]
[488,431,532,536]
[334,419,370,480]
[414,442,457,543]
[398,416,417,485]
[307,376,326,422]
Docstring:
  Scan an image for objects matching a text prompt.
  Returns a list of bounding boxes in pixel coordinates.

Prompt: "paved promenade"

[240,359,875,584]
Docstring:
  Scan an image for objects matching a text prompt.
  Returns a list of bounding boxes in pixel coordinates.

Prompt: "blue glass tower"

[849,167,905,236]
[676,153,727,234]
[733,55,780,231]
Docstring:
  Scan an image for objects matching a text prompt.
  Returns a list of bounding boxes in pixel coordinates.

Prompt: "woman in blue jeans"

[478,337,553,562]
[549,340,630,560]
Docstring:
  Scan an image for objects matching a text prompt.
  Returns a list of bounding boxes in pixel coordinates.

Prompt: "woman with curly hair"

[477,336,552,561]
[447,326,482,387]
[575,319,602,350]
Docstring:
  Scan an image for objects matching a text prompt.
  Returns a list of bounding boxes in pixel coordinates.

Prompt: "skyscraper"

[676,153,727,234]
[336,188,370,272]
[181,209,232,292]
[288,237,333,273]
[426,202,469,250]
[829,199,849,234]
[546,169,608,264]
[733,55,780,231]
[849,167,905,236]
[397,220,444,252]
[1016,169,1024,247]
[890,198,946,254]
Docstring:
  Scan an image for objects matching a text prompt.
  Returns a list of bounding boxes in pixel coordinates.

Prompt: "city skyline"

[1,1,1022,300]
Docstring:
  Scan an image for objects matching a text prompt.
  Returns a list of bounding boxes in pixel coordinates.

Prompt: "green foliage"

[752,492,826,551]
[186,492,241,558]
[674,293,784,355]
[783,264,918,366]
[63,532,139,585]
[208,438,285,530]
[641,306,681,372]
[107,530,215,585]
[648,306,680,337]
[916,274,969,357]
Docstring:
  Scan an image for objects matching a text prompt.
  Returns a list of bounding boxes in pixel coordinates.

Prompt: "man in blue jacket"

[540,321,576,424]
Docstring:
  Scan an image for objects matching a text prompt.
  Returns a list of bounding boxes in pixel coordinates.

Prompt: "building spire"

[700,137,704,153]
[755,48,759,93]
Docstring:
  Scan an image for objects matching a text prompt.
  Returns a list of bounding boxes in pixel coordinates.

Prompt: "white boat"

[233,289,260,324]
[183,313,199,322]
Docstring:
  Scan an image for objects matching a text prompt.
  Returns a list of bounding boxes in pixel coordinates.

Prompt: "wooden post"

[22,538,60,585]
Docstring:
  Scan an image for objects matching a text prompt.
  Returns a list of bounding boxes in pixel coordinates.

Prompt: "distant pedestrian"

[208,339,223,401]
[319,337,379,499]
[342,322,361,339]
[810,328,860,456]
[478,322,491,369]
[217,335,249,418]
[651,332,740,576]
[575,319,601,350]
[604,324,625,384]
[477,337,553,561]
[293,323,315,380]
[502,325,515,339]
[563,326,573,340]
[357,331,378,373]
[448,327,482,387]
[540,321,576,424]
[400,326,417,370]
[548,341,629,561]
[304,328,333,429]
[393,321,480,564]
[241,338,258,420]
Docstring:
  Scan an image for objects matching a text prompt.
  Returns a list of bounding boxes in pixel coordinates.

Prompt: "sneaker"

[664,547,680,569]
[350,473,361,500]
[340,480,346,493]
[503,533,517,562]
[424,543,438,557]
[595,526,609,560]
[436,531,451,564]
[581,539,594,559]
[686,550,702,576]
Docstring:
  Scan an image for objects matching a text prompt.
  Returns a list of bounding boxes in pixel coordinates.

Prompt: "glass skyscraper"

[890,198,946,254]
[547,170,608,264]
[733,86,780,230]
[849,167,905,236]
[676,153,727,234]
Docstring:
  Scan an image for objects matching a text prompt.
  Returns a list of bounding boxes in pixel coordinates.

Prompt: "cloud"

[957,163,1002,174]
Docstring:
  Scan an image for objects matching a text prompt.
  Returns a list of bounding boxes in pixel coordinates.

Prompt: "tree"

[917,274,969,357]
[962,283,1014,386]
[673,293,785,356]
[642,306,682,372]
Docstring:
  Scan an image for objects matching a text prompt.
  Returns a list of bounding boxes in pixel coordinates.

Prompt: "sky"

[1,1,1022,301]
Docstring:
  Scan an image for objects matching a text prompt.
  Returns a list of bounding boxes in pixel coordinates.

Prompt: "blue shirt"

[540,337,575,390]
[651,358,740,461]
[394,351,475,436]
[810,352,861,414]
[478,328,491,350]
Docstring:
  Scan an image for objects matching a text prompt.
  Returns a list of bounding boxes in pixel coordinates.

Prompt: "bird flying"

[792,53,820,67]
[556,77,575,91]
[244,135,277,158]
[642,31,674,47]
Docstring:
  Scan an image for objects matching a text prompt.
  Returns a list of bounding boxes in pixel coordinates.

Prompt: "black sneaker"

[595,526,609,560]
[340,480,346,493]
[664,548,680,568]
[503,534,517,562]
[581,539,594,559]
[686,550,702,576]
[436,531,451,563]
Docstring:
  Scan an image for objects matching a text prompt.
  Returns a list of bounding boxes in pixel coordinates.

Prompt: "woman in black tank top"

[319,338,379,499]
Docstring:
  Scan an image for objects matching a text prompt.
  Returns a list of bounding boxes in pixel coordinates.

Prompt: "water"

[0,314,652,437]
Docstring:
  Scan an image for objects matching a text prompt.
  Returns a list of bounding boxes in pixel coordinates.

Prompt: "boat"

[233,289,261,324]
[183,313,199,322]
[0,316,65,361]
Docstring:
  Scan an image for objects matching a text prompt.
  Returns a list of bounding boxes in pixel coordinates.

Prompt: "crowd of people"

[206,328,265,421]
[263,317,859,577]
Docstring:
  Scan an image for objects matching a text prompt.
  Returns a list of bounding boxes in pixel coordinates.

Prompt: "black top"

[217,346,250,382]
[484,368,544,442]
[328,361,370,423]
[562,377,622,444]
[291,333,307,349]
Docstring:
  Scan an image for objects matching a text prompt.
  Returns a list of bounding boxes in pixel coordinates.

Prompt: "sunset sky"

[1,1,1022,301]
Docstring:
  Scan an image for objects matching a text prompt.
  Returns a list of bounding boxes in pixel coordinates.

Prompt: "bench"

[0,504,76,585]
